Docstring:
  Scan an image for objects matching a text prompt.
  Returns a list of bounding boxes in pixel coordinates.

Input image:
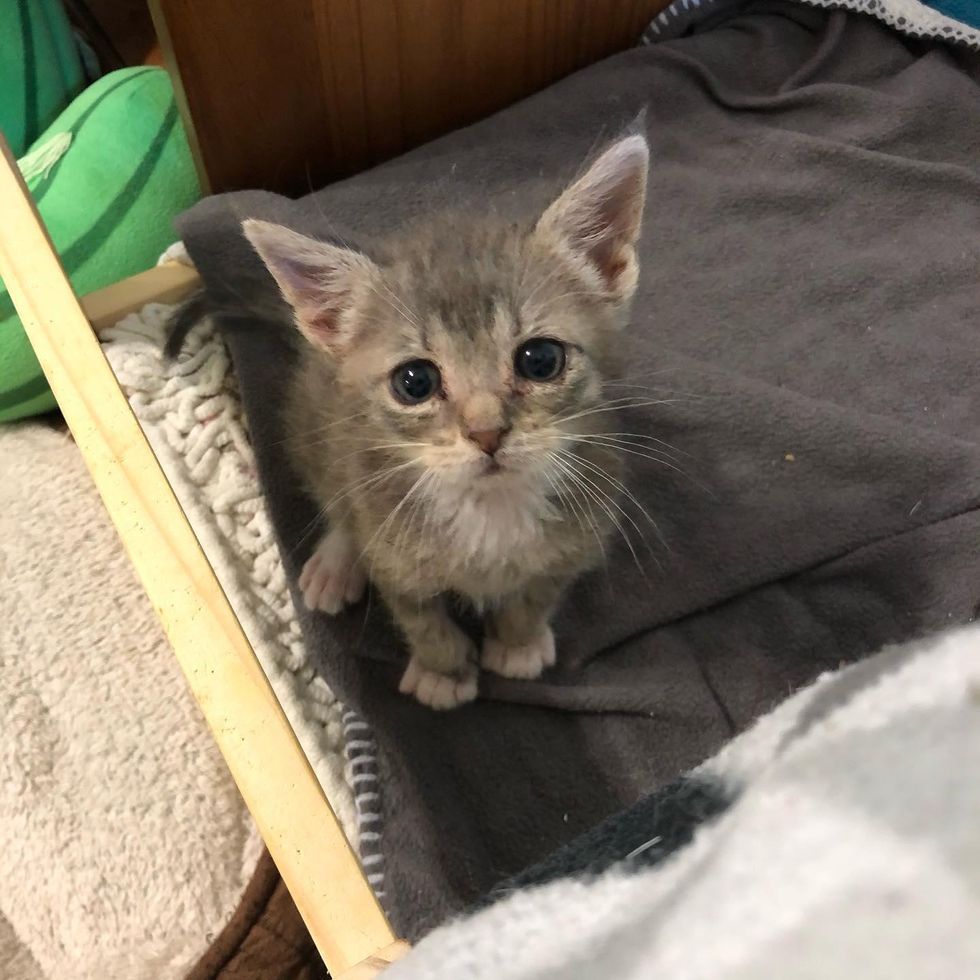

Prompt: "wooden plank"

[0,136,398,977]
[336,941,412,980]
[81,261,200,335]
[151,0,671,194]
[147,0,212,194]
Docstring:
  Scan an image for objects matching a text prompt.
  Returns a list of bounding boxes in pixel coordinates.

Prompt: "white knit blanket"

[389,622,980,979]
[101,304,360,842]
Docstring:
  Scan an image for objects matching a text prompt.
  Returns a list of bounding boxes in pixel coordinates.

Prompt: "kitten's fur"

[245,134,649,709]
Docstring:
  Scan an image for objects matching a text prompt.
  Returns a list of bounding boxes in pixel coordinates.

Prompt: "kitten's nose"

[467,428,508,456]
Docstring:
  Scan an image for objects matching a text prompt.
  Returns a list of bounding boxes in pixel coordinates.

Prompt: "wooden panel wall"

[151,0,670,196]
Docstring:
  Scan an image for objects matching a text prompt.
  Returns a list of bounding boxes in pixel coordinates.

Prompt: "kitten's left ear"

[536,134,649,301]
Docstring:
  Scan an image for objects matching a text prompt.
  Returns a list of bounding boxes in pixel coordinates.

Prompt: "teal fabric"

[0,0,84,156]
[924,0,980,28]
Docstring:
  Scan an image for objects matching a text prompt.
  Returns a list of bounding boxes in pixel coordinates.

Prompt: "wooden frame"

[0,138,407,978]
[149,0,671,194]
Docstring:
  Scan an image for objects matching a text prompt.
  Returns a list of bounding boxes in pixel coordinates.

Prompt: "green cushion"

[0,67,201,423]
[0,0,85,156]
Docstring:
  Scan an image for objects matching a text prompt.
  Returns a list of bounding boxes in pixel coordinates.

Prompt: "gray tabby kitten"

[244,133,649,709]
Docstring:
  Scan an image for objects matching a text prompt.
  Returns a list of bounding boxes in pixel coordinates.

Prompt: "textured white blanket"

[0,423,261,980]
[389,623,980,979]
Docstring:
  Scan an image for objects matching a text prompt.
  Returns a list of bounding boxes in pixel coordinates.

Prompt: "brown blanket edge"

[187,850,326,980]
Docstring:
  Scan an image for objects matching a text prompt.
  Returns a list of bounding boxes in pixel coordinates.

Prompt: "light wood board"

[81,260,201,334]
[0,136,398,976]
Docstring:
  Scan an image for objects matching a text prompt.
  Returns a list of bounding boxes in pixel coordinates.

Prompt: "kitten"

[244,133,649,709]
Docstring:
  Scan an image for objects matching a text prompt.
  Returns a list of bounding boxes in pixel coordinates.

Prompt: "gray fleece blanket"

[176,1,980,939]
[387,624,980,979]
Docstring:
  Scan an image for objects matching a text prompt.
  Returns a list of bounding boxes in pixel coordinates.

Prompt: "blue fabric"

[924,0,980,28]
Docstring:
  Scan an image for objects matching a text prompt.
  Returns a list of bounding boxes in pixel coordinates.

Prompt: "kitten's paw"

[481,627,556,680]
[398,657,478,710]
[298,526,367,615]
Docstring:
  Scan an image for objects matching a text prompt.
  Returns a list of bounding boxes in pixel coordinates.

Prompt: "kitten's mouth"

[482,459,503,476]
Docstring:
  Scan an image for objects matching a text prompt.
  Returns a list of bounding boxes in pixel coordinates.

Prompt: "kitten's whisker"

[611,364,715,387]
[523,288,609,315]
[324,470,401,513]
[519,261,569,314]
[552,398,687,428]
[409,475,439,598]
[543,461,587,533]
[552,455,645,576]
[362,469,432,577]
[324,460,417,512]
[583,431,693,459]
[288,505,331,560]
[393,471,433,563]
[545,457,606,561]
[563,395,683,412]
[552,432,685,464]
[553,447,669,558]
[320,441,428,468]
[371,277,424,330]
[552,450,653,567]
[602,381,708,400]
[569,438,712,494]
[553,446,653,518]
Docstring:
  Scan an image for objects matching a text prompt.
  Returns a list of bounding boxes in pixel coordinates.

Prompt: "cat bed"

[176,0,980,940]
[0,68,200,423]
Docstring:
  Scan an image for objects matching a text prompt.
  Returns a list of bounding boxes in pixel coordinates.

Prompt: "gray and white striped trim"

[343,708,387,901]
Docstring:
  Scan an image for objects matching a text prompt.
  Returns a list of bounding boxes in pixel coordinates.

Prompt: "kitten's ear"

[243,219,377,354]
[535,134,649,300]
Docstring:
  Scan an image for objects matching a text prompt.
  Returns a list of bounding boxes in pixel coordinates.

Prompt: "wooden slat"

[0,136,398,977]
[81,261,200,334]
[337,941,413,980]
[151,0,671,194]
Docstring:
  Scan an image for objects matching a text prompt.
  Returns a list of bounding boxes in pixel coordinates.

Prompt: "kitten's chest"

[430,490,565,597]
[361,479,597,600]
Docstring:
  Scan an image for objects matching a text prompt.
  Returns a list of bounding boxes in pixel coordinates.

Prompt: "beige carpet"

[0,421,261,979]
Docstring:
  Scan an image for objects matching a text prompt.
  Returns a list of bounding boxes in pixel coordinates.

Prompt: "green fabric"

[0,0,84,156]
[0,67,201,422]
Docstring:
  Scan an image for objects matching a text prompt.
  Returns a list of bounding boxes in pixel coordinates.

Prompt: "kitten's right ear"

[535,134,649,303]
[242,219,377,354]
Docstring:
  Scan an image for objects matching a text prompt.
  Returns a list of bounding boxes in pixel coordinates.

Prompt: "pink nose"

[468,428,507,456]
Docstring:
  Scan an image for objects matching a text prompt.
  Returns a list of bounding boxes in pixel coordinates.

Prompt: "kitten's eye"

[514,338,566,382]
[390,359,441,405]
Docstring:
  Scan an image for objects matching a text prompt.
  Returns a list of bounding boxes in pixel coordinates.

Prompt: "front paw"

[399,656,478,710]
[298,525,367,615]
[481,627,556,680]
